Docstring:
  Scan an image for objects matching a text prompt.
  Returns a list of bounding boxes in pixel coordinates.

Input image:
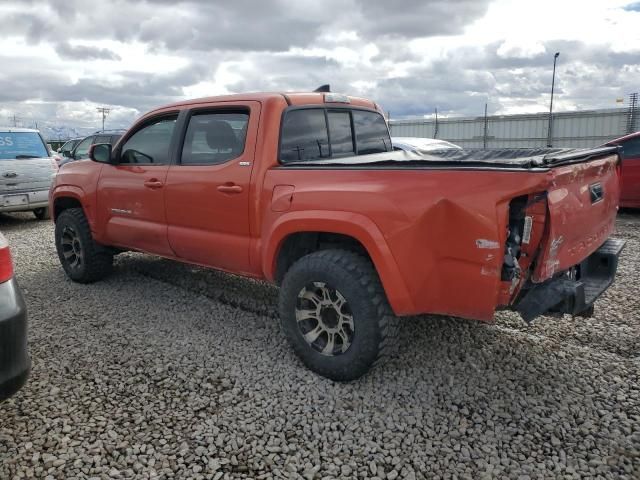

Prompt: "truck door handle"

[217,184,243,194]
[144,179,164,189]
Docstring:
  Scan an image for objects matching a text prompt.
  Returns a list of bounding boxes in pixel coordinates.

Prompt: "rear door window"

[180,112,249,165]
[94,135,111,144]
[353,110,391,155]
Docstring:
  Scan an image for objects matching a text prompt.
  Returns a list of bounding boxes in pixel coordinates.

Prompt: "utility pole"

[96,107,111,132]
[433,108,439,139]
[625,93,638,134]
[546,52,560,147]
[483,103,489,149]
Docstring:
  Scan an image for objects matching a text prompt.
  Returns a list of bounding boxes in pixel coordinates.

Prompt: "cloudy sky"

[1,0,639,135]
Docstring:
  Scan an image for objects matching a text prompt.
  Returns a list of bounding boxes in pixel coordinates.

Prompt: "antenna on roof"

[314,84,331,93]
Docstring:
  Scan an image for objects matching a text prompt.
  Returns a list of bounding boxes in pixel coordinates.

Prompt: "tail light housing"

[497,193,548,305]
[0,235,14,283]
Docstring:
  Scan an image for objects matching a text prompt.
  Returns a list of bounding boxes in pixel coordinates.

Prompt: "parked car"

[53,137,82,165]
[0,233,29,401]
[59,130,125,167]
[50,90,625,381]
[392,136,462,152]
[605,131,640,208]
[0,127,57,219]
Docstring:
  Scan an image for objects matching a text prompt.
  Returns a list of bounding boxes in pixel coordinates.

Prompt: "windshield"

[0,132,49,160]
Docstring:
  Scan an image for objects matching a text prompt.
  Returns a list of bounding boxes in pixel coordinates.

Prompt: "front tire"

[33,207,50,220]
[55,208,113,283]
[278,249,399,381]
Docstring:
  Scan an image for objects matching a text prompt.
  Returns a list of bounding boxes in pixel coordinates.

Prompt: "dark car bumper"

[0,277,30,402]
[515,238,626,322]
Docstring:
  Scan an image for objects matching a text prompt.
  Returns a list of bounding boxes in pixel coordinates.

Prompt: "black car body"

[0,233,29,401]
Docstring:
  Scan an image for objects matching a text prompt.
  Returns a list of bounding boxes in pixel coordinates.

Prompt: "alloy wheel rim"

[295,282,354,356]
[60,226,83,270]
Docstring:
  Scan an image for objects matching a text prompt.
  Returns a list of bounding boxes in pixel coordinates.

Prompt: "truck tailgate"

[532,153,620,282]
[0,158,54,194]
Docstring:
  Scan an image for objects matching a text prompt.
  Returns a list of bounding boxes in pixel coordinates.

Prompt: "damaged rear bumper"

[514,238,626,322]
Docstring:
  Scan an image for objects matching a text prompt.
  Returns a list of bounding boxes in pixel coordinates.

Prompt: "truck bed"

[283,146,620,170]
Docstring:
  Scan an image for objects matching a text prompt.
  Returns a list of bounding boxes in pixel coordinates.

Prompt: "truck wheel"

[279,249,399,381]
[55,208,113,283]
[33,207,50,220]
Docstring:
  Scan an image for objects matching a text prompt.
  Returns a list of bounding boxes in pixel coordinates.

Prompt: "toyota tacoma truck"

[49,89,625,381]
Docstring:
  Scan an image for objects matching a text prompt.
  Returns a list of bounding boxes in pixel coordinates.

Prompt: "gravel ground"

[0,211,638,479]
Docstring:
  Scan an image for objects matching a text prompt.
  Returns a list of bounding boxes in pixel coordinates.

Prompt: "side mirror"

[89,143,113,164]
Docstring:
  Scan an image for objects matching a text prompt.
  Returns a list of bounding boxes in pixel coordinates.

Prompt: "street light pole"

[547,52,560,147]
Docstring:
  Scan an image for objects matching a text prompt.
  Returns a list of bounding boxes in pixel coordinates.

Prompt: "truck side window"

[120,117,177,165]
[353,110,391,155]
[181,112,249,165]
[280,109,329,162]
[73,136,94,159]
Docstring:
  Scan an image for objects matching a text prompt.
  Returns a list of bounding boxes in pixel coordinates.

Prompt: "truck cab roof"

[148,91,379,115]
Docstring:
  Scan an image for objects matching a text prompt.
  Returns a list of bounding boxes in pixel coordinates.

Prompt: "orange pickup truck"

[50,89,625,380]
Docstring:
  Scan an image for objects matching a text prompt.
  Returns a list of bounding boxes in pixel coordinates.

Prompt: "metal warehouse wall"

[389,108,629,149]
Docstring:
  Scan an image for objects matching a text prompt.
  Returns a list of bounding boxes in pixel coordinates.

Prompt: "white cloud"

[0,0,638,135]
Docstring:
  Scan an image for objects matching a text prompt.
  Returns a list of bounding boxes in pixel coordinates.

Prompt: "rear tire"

[55,208,113,283]
[33,207,50,220]
[278,249,399,381]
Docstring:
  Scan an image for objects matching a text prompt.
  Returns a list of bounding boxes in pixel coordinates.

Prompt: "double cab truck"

[49,90,625,380]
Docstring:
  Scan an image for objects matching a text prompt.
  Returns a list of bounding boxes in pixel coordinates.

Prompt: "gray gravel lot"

[0,211,638,479]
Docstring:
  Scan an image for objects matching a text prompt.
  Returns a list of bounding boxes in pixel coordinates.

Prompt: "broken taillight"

[498,193,548,305]
[0,235,14,283]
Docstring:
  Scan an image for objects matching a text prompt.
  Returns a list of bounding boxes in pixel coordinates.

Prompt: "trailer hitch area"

[514,238,625,323]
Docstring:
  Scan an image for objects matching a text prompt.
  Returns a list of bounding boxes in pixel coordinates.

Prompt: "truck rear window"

[353,110,391,155]
[280,108,390,163]
[0,132,48,160]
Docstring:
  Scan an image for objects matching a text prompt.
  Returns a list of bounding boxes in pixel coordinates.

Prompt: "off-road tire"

[279,249,399,381]
[33,207,50,220]
[55,208,113,283]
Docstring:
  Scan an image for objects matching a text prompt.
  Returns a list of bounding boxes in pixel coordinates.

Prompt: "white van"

[0,128,57,219]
